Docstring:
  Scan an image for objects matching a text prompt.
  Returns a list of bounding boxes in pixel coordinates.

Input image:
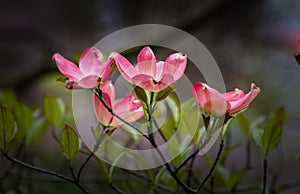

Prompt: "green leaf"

[56,76,67,83]
[95,157,109,177]
[134,86,148,103]
[160,117,176,140]
[0,90,17,109]
[262,121,283,155]
[252,129,264,150]
[262,107,286,156]
[13,102,33,141]
[60,125,79,161]
[154,167,166,186]
[43,94,65,128]
[0,106,15,151]
[165,92,181,126]
[155,86,174,102]
[274,183,289,194]
[26,118,48,145]
[217,165,230,185]
[227,168,250,192]
[237,113,251,139]
[220,117,234,139]
[217,144,240,167]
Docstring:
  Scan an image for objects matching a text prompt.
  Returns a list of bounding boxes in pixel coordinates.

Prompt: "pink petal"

[79,47,103,76]
[100,81,115,105]
[109,52,137,83]
[52,53,82,80]
[131,74,172,92]
[78,75,100,89]
[137,46,157,77]
[224,88,245,101]
[227,83,261,115]
[192,82,229,116]
[163,53,187,81]
[93,94,113,127]
[98,58,114,81]
[114,94,142,115]
[111,94,144,126]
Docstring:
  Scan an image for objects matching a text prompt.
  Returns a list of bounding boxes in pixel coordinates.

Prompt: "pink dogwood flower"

[192,82,260,116]
[93,81,144,127]
[110,46,187,92]
[53,47,113,89]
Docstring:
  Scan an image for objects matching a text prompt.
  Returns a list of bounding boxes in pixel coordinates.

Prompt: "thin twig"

[77,152,94,182]
[94,90,148,139]
[2,153,89,194]
[262,158,268,194]
[187,150,197,186]
[109,182,125,194]
[174,148,199,174]
[197,139,224,192]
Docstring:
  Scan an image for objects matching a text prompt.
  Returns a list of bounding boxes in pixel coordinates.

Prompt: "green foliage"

[237,113,251,139]
[0,106,15,152]
[155,86,174,102]
[43,94,65,128]
[134,86,148,103]
[251,108,286,157]
[220,117,234,139]
[60,125,79,161]
[262,107,286,156]
[26,118,48,145]
[0,90,17,109]
[226,167,250,192]
[13,102,33,141]
[252,128,264,150]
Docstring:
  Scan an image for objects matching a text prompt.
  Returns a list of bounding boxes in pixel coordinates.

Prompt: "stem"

[94,91,148,139]
[146,93,196,193]
[109,182,125,194]
[121,169,176,193]
[77,152,94,183]
[149,139,197,193]
[187,150,197,186]
[174,148,199,173]
[2,153,89,194]
[262,158,268,194]
[197,139,224,192]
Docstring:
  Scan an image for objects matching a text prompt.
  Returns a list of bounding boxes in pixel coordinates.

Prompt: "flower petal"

[93,94,113,127]
[79,47,103,76]
[192,82,229,116]
[78,75,100,89]
[224,88,245,101]
[52,53,82,80]
[163,53,187,81]
[131,74,171,92]
[137,46,157,77]
[100,81,115,105]
[110,52,137,83]
[114,94,142,114]
[111,94,144,126]
[227,83,261,115]
[98,58,114,81]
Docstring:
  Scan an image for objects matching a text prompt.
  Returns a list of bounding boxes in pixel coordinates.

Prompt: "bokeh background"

[1,0,300,193]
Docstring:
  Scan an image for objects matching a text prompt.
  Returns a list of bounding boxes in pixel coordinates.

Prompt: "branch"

[197,139,224,192]
[2,152,89,194]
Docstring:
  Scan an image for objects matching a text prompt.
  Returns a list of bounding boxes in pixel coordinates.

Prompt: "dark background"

[1,0,300,193]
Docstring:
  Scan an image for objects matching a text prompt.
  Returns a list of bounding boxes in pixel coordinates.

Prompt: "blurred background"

[1,0,300,193]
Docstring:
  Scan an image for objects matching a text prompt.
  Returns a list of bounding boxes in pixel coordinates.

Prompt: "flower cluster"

[53,46,260,128]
